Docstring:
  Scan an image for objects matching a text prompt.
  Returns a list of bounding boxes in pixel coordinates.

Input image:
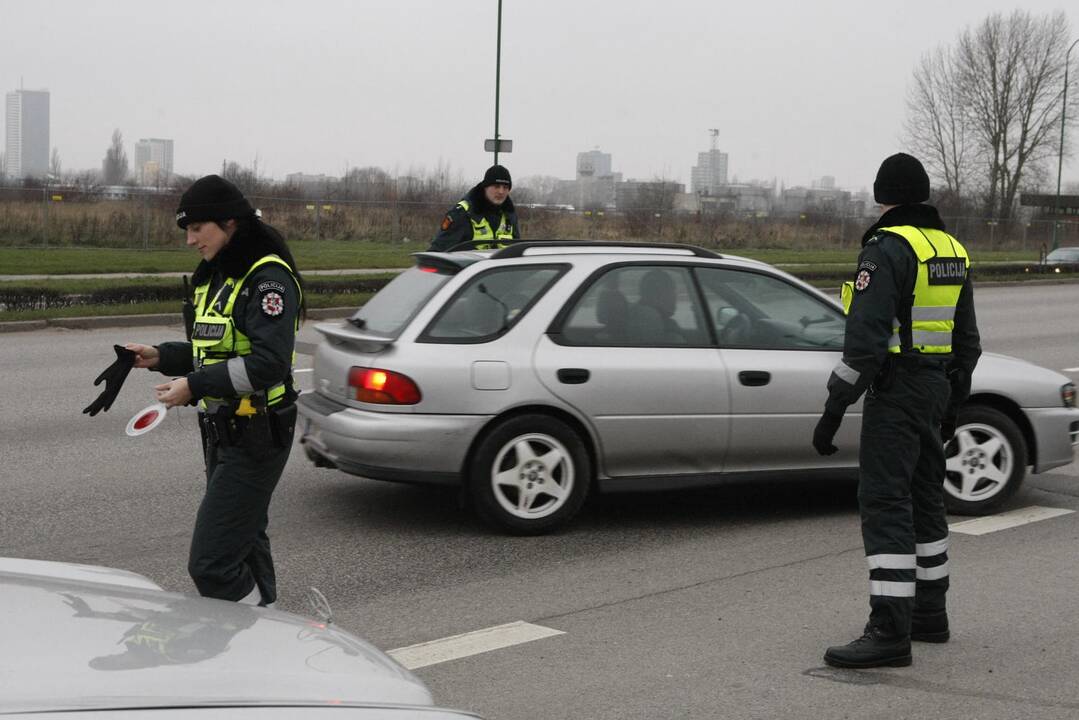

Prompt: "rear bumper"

[1027,406,1079,473]
[297,392,487,485]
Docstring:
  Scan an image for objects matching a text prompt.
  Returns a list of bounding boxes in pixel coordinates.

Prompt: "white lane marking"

[293,368,313,373]
[1062,367,1079,373]
[949,506,1074,536]
[387,621,564,670]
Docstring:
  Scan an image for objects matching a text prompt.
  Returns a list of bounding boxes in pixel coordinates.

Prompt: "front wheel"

[468,414,591,534]
[943,405,1027,515]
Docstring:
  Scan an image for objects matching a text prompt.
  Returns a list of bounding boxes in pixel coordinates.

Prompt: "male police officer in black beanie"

[429,164,521,251]
[813,153,981,668]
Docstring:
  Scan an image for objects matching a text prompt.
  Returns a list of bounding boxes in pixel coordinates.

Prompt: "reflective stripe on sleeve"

[916,538,949,556]
[831,360,860,386]
[866,553,917,570]
[869,580,916,598]
[916,562,950,581]
[227,357,255,394]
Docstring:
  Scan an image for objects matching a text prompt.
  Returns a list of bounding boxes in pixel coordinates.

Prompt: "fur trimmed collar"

[190,224,278,286]
[862,204,946,245]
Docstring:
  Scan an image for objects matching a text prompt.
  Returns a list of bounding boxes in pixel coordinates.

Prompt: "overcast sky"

[4,1,1078,192]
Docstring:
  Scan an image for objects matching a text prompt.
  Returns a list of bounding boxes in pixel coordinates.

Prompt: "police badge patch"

[260,291,285,317]
[854,269,872,291]
[440,215,453,231]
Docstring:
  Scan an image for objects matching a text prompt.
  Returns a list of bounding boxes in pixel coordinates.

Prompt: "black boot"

[911,611,949,643]
[824,626,912,668]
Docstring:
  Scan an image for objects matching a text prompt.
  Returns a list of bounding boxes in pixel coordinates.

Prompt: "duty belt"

[199,412,251,447]
[891,353,949,369]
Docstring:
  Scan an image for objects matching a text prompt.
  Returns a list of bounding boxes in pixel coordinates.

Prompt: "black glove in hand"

[941,414,957,444]
[813,411,843,456]
[82,345,137,416]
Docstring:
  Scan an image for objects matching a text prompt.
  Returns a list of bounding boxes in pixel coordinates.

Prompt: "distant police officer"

[429,164,520,251]
[125,174,304,608]
[813,153,981,668]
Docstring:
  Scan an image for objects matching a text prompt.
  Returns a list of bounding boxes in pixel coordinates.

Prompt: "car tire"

[943,404,1027,515]
[468,414,591,535]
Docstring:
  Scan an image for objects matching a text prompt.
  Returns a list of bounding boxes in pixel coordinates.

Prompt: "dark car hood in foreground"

[0,559,434,715]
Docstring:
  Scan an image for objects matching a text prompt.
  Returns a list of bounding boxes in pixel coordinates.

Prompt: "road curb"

[0,307,355,334]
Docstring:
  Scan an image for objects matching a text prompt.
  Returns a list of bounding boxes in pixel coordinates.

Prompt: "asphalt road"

[3,283,1079,719]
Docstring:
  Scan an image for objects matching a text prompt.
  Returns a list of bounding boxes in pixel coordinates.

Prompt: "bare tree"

[956,10,1072,217]
[904,46,977,212]
[905,10,1074,218]
[50,148,62,180]
[102,129,128,185]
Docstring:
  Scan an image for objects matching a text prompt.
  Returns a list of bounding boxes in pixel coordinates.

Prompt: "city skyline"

[2,1,1078,193]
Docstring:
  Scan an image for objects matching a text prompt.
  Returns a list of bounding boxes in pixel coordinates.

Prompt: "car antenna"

[478,282,511,332]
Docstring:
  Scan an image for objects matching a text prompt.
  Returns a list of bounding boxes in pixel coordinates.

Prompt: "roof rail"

[490,240,722,260]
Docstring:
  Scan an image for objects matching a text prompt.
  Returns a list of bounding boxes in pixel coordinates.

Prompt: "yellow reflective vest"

[189,254,302,411]
[457,200,514,249]
[842,225,969,354]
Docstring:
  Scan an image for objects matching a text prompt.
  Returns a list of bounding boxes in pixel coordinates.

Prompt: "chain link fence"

[1,185,1076,254]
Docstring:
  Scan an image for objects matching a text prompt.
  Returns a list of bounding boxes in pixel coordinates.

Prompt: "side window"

[421,265,563,343]
[695,267,845,349]
[560,265,707,347]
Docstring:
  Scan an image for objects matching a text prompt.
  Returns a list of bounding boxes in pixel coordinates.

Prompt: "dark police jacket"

[155,227,300,405]
[824,204,982,417]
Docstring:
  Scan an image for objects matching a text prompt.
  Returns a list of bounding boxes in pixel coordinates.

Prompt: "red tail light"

[348,367,421,404]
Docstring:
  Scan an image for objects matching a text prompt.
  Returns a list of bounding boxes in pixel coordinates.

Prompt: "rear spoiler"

[412,251,485,274]
[314,321,395,352]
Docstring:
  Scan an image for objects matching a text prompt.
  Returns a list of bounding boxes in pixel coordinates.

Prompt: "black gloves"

[813,410,843,456]
[82,345,137,416]
[941,415,957,444]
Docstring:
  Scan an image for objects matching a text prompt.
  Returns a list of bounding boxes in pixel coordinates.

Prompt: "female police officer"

[125,174,303,607]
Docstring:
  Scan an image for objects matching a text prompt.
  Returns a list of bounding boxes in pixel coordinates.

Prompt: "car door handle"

[557,368,590,384]
[738,370,771,387]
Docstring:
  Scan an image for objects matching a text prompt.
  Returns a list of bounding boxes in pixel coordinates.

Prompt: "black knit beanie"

[873,153,930,205]
[482,164,512,189]
[175,175,255,228]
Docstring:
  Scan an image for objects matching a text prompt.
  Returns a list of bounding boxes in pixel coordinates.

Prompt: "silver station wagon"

[298,242,1079,534]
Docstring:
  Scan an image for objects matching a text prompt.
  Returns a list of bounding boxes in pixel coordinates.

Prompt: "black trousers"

[189,413,295,604]
[858,359,951,635]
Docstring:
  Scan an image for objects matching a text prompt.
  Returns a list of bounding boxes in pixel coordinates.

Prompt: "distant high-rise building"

[812,175,836,190]
[573,149,620,210]
[134,138,174,185]
[691,148,729,196]
[576,149,612,180]
[5,88,50,179]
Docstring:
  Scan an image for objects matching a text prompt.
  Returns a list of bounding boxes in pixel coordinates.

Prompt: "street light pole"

[1051,37,1079,251]
[494,0,500,166]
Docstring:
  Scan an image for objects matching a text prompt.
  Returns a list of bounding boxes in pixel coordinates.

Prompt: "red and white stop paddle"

[125,402,167,437]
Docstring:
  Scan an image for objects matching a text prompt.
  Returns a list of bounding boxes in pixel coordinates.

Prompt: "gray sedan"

[298,242,1079,534]
[0,557,478,719]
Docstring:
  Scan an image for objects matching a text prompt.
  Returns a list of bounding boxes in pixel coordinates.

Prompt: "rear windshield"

[348,268,450,337]
[1047,248,1079,262]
